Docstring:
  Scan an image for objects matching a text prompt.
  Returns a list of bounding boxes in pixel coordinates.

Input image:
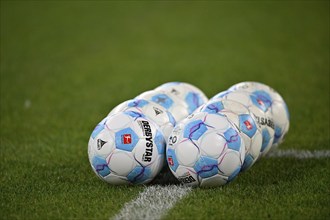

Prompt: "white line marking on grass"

[267,149,330,159]
[112,185,191,220]
[111,149,328,220]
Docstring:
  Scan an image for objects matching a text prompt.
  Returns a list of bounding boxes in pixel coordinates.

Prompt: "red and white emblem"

[123,134,132,144]
[257,99,264,106]
[168,157,174,166]
[244,120,253,130]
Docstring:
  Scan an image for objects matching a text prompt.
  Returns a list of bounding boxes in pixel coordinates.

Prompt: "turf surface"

[1,1,329,219]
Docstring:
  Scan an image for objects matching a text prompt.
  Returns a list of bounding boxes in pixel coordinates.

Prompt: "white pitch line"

[112,185,192,220]
[266,149,330,159]
[111,149,329,220]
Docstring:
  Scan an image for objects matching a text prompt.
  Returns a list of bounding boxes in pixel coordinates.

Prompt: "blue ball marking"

[166,149,179,172]
[124,110,145,120]
[224,128,241,152]
[194,156,218,178]
[91,117,107,139]
[115,127,139,152]
[241,154,254,172]
[185,92,203,114]
[92,156,111,177]
[154,131,165,154]
[273,125,282,144]
[128,99,149,108]
[239,114,257,138]
[202,101,225,114]
[228,166,241,182]
[183,120,208,140]
[261,128,271,152]
[91,123,105,139]
[250,90,272,112]
[151,94,173,110]
[127,166,151,184]
[167,111,176,126]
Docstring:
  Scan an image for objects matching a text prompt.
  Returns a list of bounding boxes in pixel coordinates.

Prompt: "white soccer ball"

[108,99,176,140]
[212,90,275,157]
[155,82,208,114]
[88,111,166,185]
[199,99,262,171]
[228,81,290,146]
[166,112,245,187]
[136,90,190,122]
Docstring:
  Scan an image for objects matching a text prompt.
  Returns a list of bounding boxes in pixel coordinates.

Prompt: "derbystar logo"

[178,172,196,184]
[122,134,132,144]
[244,120,253,130]
[168,156,174,166]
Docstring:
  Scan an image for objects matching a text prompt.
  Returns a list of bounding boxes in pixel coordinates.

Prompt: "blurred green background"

[1,1,329,219]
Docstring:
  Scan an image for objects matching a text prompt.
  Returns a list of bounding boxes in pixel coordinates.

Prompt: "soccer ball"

[108,99,176,140]
[136,90,190,122]
[88,111,166,185]
[212,90,275,157]
[199,99,262,171]
[166,112,245,187]
[228,81,289,146]
[155,82,209,114]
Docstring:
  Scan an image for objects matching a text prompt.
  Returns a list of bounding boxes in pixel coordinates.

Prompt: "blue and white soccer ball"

[228,81,290,146]
[212,90,275,157]
[108,99,176,140]
[166,112,245,187]
[88,111,166,185]
[199,99,262,171]
[136,90,190,122]
[155,82,209,114]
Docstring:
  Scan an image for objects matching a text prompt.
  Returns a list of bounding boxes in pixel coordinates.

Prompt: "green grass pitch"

[1,1,329,219]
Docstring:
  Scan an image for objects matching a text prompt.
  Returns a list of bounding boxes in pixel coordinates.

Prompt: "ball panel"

[193,156,219,178]
[151,93,174,110]
[199,131,226,158]
[115,127,139,152]
[92,129,115,157]
[175,140,199,167]
[202,101,225,114]
[92,156,111,177]
[223,128,242,152]
[218,150,242,176]
[154,130,166,155]
[204,113,230,131]
[227,166,241,182]
[127,166,152,184]
[200,175,228,187]
[107,151,137,176]
[185,92,204,114]
[103,174,129,185]
[241,154,254,172]
[106,113,132,130]
[183,120,208,140]
[238,114,257,138]
[260,128,274,156]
